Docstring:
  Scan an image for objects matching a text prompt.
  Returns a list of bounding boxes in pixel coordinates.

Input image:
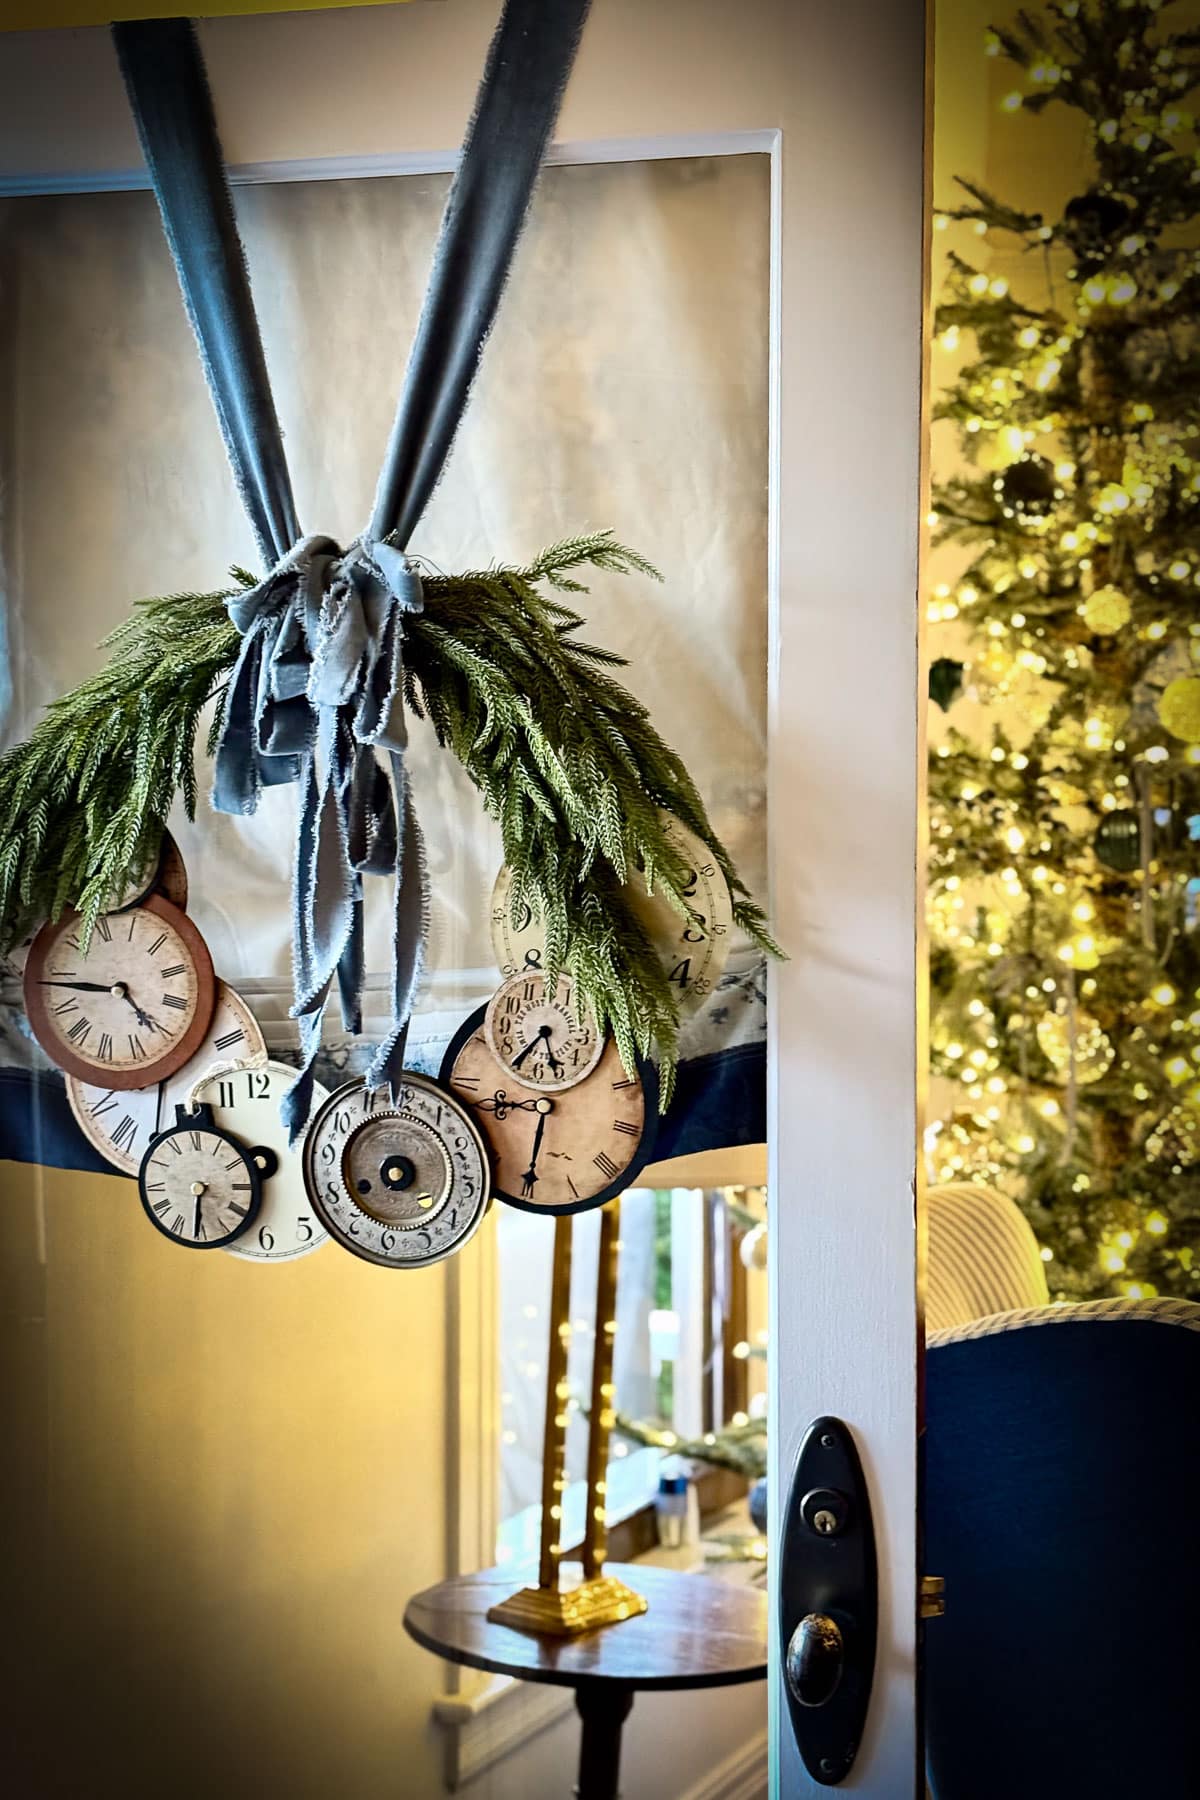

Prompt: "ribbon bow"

[213,535,428,1139]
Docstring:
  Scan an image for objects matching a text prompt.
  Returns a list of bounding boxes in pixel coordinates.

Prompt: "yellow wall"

[0,1155,455,1795]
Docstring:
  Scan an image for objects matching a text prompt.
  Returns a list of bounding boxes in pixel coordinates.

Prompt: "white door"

[0,3,928,1793]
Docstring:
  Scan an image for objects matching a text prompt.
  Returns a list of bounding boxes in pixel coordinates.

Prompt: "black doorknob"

[785,1612,845,1708]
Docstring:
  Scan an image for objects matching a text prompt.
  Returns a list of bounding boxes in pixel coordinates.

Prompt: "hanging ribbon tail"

[365,762,429,1096]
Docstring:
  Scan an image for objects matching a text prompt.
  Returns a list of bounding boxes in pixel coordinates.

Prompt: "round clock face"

[303,1076,491,1269]
[67,981,264,1176]
[137,1104,261,1250]
[155,831,189,911]
[192,1059,329,1264]
[24,894,216,1088]
[489,867,548,978]
[442,1009,656,1215]
[483,970,604,1094]
[624,814,733,1012]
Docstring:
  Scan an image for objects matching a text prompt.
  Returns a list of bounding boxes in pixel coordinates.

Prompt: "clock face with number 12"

[193,1060,329,1264]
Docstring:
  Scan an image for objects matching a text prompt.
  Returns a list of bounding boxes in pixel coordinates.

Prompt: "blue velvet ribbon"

[113,3,591,1136]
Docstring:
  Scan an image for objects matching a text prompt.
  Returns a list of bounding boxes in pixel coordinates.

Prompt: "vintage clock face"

[137,1102,262,1250]
[192,1058,329,1264]
[67,981,264,1176]
[483,970,603,1094]
[442,1009,657,1215]
[24,894,216,1088]
[489,866,548,978]
[303,1075,491,1269]
[624,813,733,1012]
[490,814,732,1012]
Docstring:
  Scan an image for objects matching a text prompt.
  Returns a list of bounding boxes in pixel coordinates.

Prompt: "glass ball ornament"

[1158,675,1200,742]
[1082,585,1132,635]
[994,453,1058,521]
[739,1221,768,1272]
[1036,1002,1115,1083]
[1061,188,1136,266]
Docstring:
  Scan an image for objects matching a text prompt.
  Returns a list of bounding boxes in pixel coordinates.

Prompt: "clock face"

[490,813,732,1012]
[24,894,216,1087]
[303,1076,491,1269]
[489,866,548,978]
[623,813,733,1012]
[192,1059,329,1264]
[67,981,264,1176]
[442,1009,656,1214]
[483,970,604,1094]
[137,1104,261,1250]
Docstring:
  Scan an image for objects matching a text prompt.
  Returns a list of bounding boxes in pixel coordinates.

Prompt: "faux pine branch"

[0,533,779,1098]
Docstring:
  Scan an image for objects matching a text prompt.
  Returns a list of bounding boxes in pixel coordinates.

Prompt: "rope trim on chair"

[928,1294,1200,1349]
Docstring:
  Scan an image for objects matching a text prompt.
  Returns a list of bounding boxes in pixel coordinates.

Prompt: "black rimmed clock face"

[137,1104,262,1250]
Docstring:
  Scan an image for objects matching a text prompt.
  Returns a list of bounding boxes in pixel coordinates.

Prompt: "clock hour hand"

[118,990,161,1033]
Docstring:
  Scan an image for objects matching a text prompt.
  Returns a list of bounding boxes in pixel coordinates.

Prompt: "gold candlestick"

[488,1199,648,1637]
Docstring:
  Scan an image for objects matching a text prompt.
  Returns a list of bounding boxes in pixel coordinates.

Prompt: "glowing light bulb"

[1152,982,1177,1006]
[1001,91,1023,113]
[1146,1212,1169,1237]
[1004,825,1025,853]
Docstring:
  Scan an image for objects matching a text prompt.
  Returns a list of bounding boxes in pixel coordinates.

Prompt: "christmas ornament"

[1145,1103,1200,1169]
[1036,1004,1114,1084]
[1158,675,1200,742]
[994,454,1058,521]
[192,1059,330,1262]
[1061,188,1136,265]
[484,970,604,1094]
[739,1221,768,1271]
[303,1076,490,1269]
[1082,585,1132,635]
[1094,812,1141,871]
[929,657,966,712]
[442,1009,656,1214]
[67,979,264,1176]
[23,895,216,1088]
[137,1101,266,1250]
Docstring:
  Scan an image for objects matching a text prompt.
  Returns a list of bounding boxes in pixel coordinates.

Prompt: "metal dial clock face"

[137,1103,261,1250]
[24,894,216,1087]
[624,813,733,1012]
[67,981,264,1176]
[483,970,604,1094]
[489,866,548,978]
[442,1009,657,1215]
[303,1076,491,1269]
[192,1059,329,1264]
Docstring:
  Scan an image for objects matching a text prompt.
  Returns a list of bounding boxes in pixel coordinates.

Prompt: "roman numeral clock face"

[442,1005,657,1215]
[23,894,216,1089]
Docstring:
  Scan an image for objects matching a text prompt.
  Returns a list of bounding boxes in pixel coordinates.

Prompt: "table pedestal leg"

[574,1681,634,1800]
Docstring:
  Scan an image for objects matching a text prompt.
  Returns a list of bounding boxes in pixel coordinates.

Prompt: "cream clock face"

[303,1076,491,1269]
[137,1103,261,1250]
[483,970,604,1093]
[624,813,733,1011]
[67,982,264,1176]
[442,1010,656,1215]
[24,894,215,1087]
[192,1059,329,1264]
[490,814,732,1011]
[489,866,547,979]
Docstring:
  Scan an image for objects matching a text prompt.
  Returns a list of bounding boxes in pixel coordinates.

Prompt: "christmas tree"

[929,0,1200,1301]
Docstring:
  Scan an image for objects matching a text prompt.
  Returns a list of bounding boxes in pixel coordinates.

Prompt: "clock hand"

[38,979,118,994]
[520,1099,554,1198]
[511,1025,553,1072]
[118,990,161,1033]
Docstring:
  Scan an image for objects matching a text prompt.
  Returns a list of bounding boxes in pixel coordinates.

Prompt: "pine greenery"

[0,533,777,1099]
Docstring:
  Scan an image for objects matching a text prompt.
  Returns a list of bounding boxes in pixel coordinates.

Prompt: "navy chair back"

[925,1297,1200,1800]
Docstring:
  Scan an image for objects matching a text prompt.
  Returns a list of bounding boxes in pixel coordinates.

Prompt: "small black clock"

[137,1102,269,1250]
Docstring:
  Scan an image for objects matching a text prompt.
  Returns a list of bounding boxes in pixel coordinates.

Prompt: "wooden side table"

[405,1560,768,1800]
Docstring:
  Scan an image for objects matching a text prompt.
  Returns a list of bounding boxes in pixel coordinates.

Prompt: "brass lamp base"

[488,1570,648,1639]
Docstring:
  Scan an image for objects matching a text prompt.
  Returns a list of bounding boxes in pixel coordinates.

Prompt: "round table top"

[404,1561,769,1693]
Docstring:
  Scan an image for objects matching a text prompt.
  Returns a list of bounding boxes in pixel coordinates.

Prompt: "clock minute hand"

[38,979,116,993]
[511,1025,553,1072]
[520,1100,554,1198]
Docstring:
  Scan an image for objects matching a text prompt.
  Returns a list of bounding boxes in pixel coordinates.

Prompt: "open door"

[0,3,928,1794]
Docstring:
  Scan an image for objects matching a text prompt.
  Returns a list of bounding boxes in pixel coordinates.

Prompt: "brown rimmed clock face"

[23,894,216,1089]
[442,1009,656,1215]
